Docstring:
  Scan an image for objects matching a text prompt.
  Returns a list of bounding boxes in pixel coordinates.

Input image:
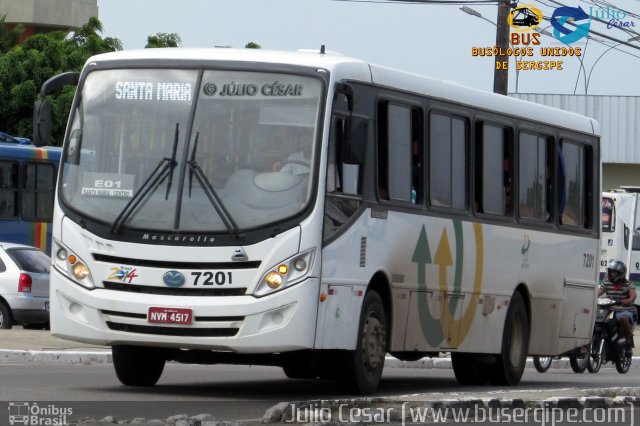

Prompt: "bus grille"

[106,322,239,337]
[102,282,247,296]
[93,253,261,269]
[101,309,244,323]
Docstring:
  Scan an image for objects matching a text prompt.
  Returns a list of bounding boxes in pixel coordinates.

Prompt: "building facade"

[1,0,98,40]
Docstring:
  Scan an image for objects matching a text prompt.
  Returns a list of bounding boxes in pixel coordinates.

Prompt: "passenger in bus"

[598,260,637,351]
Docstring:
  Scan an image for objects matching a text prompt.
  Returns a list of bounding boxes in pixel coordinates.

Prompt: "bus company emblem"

[163,270,185,287]
[232,247,248,261]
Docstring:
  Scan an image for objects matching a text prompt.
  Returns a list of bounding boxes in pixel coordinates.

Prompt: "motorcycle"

[587,297,635,374]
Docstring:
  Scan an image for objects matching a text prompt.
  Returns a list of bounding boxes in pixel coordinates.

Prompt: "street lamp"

[459,4,514,94]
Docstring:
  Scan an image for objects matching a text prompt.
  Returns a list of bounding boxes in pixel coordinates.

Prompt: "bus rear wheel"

[336,290,386,395]
[490,291,529,385]
[112,345,166,386]
[452,353,490,385]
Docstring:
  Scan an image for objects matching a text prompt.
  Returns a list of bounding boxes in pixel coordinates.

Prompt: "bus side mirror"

[343,117,367,165]
[32,99,52,147]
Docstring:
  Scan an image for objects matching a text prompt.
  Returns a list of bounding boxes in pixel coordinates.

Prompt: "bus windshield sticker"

[81,173,135,198]
[202,81,304,98]
[115,81,193,102]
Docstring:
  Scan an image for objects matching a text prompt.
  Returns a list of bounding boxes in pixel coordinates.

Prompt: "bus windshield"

[60,68,323,233]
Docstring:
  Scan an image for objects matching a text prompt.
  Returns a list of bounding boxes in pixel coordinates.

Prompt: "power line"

[333,0,502,4]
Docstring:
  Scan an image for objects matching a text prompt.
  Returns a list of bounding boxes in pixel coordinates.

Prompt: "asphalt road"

[1,362,639,423]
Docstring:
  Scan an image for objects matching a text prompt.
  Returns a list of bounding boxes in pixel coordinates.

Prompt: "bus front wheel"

[336,290,387,395]
[112,345,166,386]
[490,291,529,385]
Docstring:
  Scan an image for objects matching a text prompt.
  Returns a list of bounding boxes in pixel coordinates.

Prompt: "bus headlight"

[254,249,315,297]
[52,240,95,289]
[73,263,90,280]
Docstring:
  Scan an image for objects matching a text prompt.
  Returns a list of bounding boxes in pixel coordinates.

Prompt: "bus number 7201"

[191,271,233,286]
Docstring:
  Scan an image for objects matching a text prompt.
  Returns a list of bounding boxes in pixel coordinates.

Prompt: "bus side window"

[518,132,552,221]
[429,112,466,209]
[476,123,512,215]
[377,101,422,204]
[559,140,591,229]
[633,227,640,251]
[22,163,56,221]
[324,91,364,241]
[0,161,19,219]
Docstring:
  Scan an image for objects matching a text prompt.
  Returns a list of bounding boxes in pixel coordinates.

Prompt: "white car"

[0,242,50,329]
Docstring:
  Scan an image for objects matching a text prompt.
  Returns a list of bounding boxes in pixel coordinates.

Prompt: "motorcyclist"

[598,260,637,352]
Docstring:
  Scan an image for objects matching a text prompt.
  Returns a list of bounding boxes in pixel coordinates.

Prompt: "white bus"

[600,187,640,286]
[34,48,600,394]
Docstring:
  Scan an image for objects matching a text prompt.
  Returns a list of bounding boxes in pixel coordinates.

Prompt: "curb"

[1,349,639,369]
[0,349,112,364]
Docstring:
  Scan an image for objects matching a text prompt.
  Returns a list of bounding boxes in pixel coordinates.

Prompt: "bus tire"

[0,302,13,329]
[282,365,318,379]
[336,290,386,395]
[490,291,529,385]
[452,353,490,385]
[569,353,588,373]
[112,345,166,386]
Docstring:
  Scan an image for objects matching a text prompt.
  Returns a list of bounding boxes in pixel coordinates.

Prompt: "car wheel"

[0,302,14,329]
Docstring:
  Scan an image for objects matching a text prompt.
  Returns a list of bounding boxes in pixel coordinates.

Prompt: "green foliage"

[245,42,261,49]
[145,33,182,48]
[0,13,24,53]
[0,17,122,145]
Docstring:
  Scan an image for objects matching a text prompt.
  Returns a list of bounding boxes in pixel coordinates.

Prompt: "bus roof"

[86,48,599,137]
[0,142,62,161]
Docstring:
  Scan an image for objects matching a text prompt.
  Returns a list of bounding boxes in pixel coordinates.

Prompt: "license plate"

[148,307,192,324]
[44,302,49,312]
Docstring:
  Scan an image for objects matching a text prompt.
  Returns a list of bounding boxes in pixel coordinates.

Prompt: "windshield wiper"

[187,133,240,234]
[111,124,180,234]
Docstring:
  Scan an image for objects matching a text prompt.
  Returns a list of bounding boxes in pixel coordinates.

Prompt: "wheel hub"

[362,316,386,370]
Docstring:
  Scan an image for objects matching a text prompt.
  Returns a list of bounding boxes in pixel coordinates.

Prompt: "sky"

[97,0,640,97]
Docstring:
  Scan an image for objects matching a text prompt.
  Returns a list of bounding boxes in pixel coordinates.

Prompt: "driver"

[598,260,637,351]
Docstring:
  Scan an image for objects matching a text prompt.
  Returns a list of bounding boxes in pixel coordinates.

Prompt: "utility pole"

[494,0,511,95]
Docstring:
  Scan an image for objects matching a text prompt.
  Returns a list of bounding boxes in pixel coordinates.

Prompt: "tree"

[0,17,122,145]
[245,42,261,49]
[0,13,23,53]
[145,33,182,48]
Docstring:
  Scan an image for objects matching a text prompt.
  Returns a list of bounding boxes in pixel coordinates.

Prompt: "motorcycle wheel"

[569,352,588,373]
[615,347,632,374]
[587,339,602,373]
[533,356,552,373]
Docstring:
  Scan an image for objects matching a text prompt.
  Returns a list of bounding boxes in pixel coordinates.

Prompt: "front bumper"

[49,268,320,353]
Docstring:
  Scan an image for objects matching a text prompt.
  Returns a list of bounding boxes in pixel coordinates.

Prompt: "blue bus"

[0,140,61,254]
